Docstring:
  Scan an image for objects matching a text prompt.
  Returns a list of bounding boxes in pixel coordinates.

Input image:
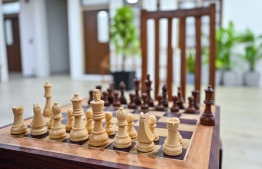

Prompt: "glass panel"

[5,19,13,46]
[97,11,109,43]
[2,2,20,15]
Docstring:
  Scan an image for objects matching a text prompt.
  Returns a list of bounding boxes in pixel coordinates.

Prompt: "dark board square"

[164,112,182,118]
[106,141,136,153]
[179,119,197,125]
[156,122,166,129]
[154,136,166,145]
[25,131,49,139]
[62,137,89,145]
[160,148,187,160]
[179,131,193,139]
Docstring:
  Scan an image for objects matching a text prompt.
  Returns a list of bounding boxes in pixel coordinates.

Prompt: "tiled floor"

[0,73,261,169]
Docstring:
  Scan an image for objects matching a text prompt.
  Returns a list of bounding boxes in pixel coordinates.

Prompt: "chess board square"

[156,148,187,160]
[163,112,182,118]
[179,131,193,139]
[105,142,136,153]
[180,114,199,120]
[25,131,49,139]
[179,119,197,125]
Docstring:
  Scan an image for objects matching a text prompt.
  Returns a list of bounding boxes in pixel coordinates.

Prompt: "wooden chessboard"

[0,100,221,169]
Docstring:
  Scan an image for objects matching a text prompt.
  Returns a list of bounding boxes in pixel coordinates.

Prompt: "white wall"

[0,0,9,82]
[46,0,69,74]
[19,0,49,77]
[223,0,262,86]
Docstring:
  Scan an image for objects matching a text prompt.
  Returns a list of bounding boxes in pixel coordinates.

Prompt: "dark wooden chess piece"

[162,85,168,107]
[128,93,136,109]
[119,81,127,104]
[186,96,196,114]
[170,96,179,113]
[96,85,103,100]
[200,85,215,126]
[177,87,185,109]
[134,78,141,105]
[192,90,200,110]
[155,94,164,111]
[103,91,110,106]
[107,88,114,104]
[88,90,93,105]
[145,74,154,107]
[141,93,149,110]
[113,92,121,107]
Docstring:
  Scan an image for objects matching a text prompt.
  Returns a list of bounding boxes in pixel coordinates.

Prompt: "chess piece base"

[163,142,182,156]
[66,124,73,132]
[200,116,215,126]
[106,128,115,136]
[128,129,137,139]
[186,108,196,114]
[49,127,67,139]
[89,132,109,147]
[171,107,179,113]
[113,140,131,149]
[136,141,154,153]
[70,127,89,142]
[30,127,47,136]
[155,106,164,111]
[11,125,28,135]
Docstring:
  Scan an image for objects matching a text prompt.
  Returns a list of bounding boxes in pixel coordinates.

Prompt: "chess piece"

[145,74,154,107]
[177,87,185,109]
[113,92,121,107]
[85,110,94,134]
[89,89,109,146]
[103,91,110,106]
[30,103,47,136]
[70,94,89,142]
[113,107,132,148]
[96,85,103,100]
[65,108,74,132]
[149,115,159,141]
[128,93,136,109]
[88,90,93,105]
[163,117,182,156]
[105,111,115,136]
[192,90,200,110]
[47,109,54,129]
[155,94,164,111]
[171,96,179,113]
[141,93,149,110]
[134,78,141,105]
[162,85,168,107]
[11,106,28,135]
[136,112,155,153]
[108,83,115,104]
[186,96,196,114]
[119,81,127,104]
[126,113,137,139]
[49,102,67,139]
[43,82,52,116]
[200,85,215,126]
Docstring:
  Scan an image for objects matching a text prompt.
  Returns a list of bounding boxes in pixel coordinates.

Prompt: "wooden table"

[0,101,221,169]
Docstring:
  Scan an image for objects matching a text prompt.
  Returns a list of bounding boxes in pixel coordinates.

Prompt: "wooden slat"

[179,17,186,100]
[167,18,173,101]
[141,10,148,93]
[209,4,216,97]
[195,16,202,103]
[154,19,160,99]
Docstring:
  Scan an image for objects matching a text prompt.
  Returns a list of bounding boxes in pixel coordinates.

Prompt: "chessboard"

[0,99,221,169]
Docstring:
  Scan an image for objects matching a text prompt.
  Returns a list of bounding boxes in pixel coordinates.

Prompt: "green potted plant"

[238,29,262,86]
[186,49,195,84]
[110,6,140,90]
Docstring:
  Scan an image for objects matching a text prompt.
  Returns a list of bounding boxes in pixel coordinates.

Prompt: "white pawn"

[163,117,182,156]
[149,115,159,141]
[65,108,74,132]
[49,102,67,139]
[113,107,131,148]
[11,106,28,135]
[126,113,137,139]
[48,110,54,129]
[31,103,47,136]
[105,111,115,136]
[85,110,94,134]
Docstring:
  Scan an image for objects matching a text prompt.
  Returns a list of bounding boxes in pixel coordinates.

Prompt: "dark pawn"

[200,85,215,126]
[88,90,93,105]
[155,94,164,111]
[177,87,185,109]
[141,93,149,110]
[186,96,196,114]
[170,96,179,113]
[107,88,114,104]
[113,92,121,107]
[162,85,168,107]
[134,78,141,105]
[192,90,200,110]
[119,81,127,104]
[128,93,136,109]
[103,91,110,106]
[145,74,154,107]
[96,85,103,100]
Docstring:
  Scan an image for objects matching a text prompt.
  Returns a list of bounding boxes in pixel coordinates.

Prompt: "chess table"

[0,100,221,169]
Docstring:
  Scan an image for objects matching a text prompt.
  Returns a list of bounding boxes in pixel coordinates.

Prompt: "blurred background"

[0,0,262,168]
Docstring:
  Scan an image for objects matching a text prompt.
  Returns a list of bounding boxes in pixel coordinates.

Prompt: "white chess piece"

[163,117,182,156]
[149,115,159,141]
[113,107,131,148]
[11,106,28,135]
[126,113,137,139]
[105,111,115,136]
[85,110,94,134]
[65,108,74,132]
[31,103,47,136]
[49,102,67,139]
[43,82,52,116]
[136,112,155,152]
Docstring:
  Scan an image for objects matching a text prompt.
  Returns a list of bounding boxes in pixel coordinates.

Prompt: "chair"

[140,4,216,102]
